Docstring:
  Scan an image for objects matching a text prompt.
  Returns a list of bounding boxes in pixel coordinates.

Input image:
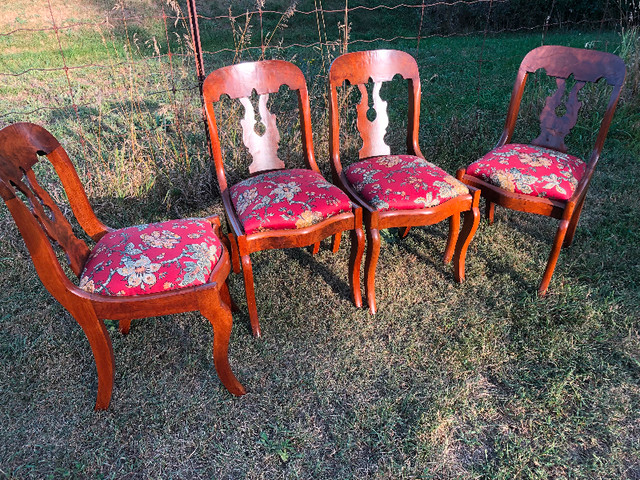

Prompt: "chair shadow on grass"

[281,240,354,304]
[392,220,537,294]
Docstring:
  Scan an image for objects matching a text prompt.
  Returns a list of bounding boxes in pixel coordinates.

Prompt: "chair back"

[328,49,422,169]
[503,45,626,161]
[0,123,91,279]
[202,60,318,191]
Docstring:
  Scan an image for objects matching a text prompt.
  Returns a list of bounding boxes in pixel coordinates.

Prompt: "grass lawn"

[0,1,639,478]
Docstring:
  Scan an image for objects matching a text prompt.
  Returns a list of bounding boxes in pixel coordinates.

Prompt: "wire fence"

[0,0,632,205]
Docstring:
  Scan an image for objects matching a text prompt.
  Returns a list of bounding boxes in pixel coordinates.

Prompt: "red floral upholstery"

[229,168,352,234]
[79,218,223,296]
[344,155,469,211]
[466,143,585,201]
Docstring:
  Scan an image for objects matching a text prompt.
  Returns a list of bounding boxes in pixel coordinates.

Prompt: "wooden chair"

[328,49,481,314]
[203,60,365,337]
[0,122,246,410]
[456,45,626,295]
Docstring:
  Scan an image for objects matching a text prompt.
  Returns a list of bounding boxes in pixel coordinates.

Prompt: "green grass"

[1,1,639,478]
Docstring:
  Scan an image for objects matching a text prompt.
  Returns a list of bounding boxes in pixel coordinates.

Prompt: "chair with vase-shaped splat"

[203,60,365,337]
[328,49,481,314]
[456,45,626,294]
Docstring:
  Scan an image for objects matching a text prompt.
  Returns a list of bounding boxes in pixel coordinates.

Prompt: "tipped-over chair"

[203,60,365,337]
[328,49,481,314]
[0,122,246,410]
[456,45,626,295]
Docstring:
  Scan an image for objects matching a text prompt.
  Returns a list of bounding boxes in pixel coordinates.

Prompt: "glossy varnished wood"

[0,123,246,410]
[203,60,365,337]
[457,45,626,295]
[329,49,481,314]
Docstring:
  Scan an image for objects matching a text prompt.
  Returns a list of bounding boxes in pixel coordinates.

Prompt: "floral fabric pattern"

[344,155,469,211]
[466,143,585,201]
[79,218,223,296]
[229,169,352,234]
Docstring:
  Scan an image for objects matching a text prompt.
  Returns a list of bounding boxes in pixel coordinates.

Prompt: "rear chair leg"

[332,232,341,253]
[486,201,495,225]
[539,219,569,296]
[72,306,115,411]
[364,228,381,314]
[443,214,460,264]
[241,254,261,337]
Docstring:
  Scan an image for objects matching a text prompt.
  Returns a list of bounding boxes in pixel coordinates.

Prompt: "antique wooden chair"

[456,45,626,295]
[328,49,481,314]
[203,60,365,337]
[0,122,246,410]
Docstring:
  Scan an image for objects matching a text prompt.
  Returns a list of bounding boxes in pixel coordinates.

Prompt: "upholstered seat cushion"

[466,143,585,201]
[79,218,223,296]
[344,154,469,211]
[229,168,352,234]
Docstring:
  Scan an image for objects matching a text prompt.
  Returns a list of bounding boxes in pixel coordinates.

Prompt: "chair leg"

[350,227,365,308]
[453,205,480,283]
[486,201,495,225]
[310,242,321,255]
[539,219,569,296]
[221,280,239,313]
[332,232,342,253]
[198,289,246,396]
[118,319,132,335]
[228,233,241,274]
[364,228,381,314]
[240,254,261,337]
[563,196,586,248]
[443,214,461,264]
[72,307,115,410]
[398,226,411,239]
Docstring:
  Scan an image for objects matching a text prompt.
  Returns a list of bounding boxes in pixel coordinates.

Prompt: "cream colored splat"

[356,81,390,159]
[239,94,284,173]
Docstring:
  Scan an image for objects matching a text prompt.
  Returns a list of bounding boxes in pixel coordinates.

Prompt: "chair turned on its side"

[202,60,365,337]
[328,49,481,314]
[456,45,626,295]
[0,122,246,410]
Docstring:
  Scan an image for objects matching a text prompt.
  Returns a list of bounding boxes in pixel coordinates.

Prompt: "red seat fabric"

[80,218,223,296]
[344,154,469,211]
[229,168,352,234]
[465,143,585,201]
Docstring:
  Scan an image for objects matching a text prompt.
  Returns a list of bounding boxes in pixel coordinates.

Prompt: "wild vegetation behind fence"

[0,0,637,213]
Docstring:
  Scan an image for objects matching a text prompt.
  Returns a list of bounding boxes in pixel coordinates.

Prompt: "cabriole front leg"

[443,214,460,264]
[198,289,246,396]
[453,205,480,283]
[350,227,365,308]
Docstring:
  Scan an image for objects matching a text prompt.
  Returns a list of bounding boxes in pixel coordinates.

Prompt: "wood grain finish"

[329,49,481,314]
[457,45,626,295]
[0,123,246,410]
[203,60,365,337]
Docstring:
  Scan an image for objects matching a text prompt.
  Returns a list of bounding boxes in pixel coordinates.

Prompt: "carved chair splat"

[0,122,246,410]
[203,60,365,337]
[329,49,481,314]
[456,45,626,294]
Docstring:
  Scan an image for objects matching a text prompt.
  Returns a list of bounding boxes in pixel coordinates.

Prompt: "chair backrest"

[0,123,98,287]
[329,49,422,171]
[202,60,318,191]
[501,45,626,163]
